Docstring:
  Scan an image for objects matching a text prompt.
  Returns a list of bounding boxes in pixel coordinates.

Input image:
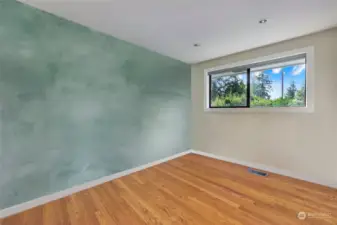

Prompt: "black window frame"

[208,69,251,109]
[208,54,307,109]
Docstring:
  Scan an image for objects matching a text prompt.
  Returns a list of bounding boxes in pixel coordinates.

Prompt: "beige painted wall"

[192,28,337,187]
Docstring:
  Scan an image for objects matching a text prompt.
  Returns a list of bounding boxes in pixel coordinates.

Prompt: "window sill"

[204,105,314,113]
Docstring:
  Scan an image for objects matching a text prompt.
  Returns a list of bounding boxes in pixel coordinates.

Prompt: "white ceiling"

[19,0,337,63]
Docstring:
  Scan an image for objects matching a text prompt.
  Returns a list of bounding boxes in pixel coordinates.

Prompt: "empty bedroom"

[0,0,336,224]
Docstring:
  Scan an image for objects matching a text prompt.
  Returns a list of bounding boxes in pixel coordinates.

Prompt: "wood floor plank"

[177,155,337,212]
[1,153,336,225]
[43,199,70,225]
[156,162,301,225]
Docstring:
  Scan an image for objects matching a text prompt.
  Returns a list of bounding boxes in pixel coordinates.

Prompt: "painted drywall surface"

[0,0,190,208]
[192,28,337,187]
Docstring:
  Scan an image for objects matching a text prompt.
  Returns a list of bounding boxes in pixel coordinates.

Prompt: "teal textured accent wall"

[0,0,190,208]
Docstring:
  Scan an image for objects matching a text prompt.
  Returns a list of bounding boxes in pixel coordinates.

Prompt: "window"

[205,47,314,113]
[210,71,248,107]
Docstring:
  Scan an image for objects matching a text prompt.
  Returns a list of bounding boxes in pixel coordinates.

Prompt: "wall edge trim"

[0,150,193,219]
[2,149,335,219]
[190,149,337,189]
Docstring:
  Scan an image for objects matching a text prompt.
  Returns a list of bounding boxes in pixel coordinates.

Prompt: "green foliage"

[211,94,246,107]
[291,85,306,106]
[296,86,305,101]
[251,96,305,107]
[252,73,273,99]
[286,81,297,99]
[251,82,305,107]
[211,72,306,108]
[272,97,293,107]
[252,96,280,107]
[251,96,293,107]
[251,96,273,107]
[211,75,246,101]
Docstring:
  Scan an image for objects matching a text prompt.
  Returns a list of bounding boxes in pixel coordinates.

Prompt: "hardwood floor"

[1,153,336,225]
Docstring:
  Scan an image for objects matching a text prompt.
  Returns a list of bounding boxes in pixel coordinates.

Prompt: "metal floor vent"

[248,168,268,177]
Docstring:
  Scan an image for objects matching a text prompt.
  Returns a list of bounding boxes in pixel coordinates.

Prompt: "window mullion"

[247,68,251,108]
[208,75,212,108]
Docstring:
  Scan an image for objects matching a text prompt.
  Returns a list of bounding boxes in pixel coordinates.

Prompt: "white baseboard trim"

[2,149,335,218]
[190,150,337,189]
[0,150,193,219]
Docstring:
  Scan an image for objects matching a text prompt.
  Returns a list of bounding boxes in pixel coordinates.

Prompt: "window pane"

[251,64,306,107]
[210,73,247,107]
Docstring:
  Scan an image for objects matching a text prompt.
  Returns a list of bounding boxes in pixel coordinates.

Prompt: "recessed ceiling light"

[259,19,268,24]
[193,43,201,47]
